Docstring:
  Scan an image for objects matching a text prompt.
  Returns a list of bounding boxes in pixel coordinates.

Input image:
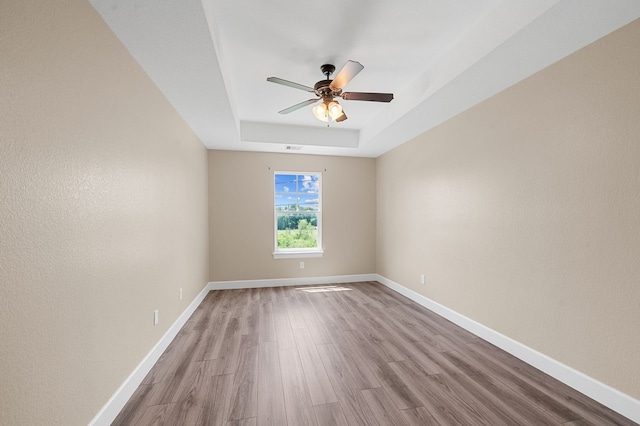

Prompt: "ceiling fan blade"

[278,98,319,114]
[267,77,315,93]
[335,111,348,122]
[341,92,394,102]
[329,60,364,91]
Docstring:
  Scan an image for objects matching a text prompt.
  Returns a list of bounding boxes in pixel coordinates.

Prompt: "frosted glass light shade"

[328,101,343,119]
[312,102,329,122]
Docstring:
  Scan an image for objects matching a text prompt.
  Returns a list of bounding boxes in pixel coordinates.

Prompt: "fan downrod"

[315,64,339,97]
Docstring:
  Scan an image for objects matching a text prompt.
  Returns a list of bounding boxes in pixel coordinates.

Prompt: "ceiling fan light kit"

[312,99,343,122]
[267,60,393,124]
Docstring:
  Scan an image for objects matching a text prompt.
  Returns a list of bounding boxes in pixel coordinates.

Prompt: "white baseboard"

[208,273,378,290]
[375,274,640,425]
[88,282,214,426]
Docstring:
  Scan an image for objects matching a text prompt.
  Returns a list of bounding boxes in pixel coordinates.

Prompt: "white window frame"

[273,171,323,259]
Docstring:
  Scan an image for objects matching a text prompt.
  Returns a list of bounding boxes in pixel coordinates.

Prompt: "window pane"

[275,193,297,211]
[298,193,319,211]
[276,213,318,249]
[298,174,319,193]
[275,174,297,194]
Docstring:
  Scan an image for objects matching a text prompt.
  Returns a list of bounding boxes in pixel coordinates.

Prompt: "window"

[273,172,322,258]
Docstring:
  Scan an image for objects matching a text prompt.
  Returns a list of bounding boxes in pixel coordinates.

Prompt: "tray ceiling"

[89,0,640,157]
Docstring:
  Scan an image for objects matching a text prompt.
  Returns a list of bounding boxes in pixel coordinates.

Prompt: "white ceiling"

[89,0,640,157]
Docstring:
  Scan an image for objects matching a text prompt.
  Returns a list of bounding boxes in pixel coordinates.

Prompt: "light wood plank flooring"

[113,281,636,425]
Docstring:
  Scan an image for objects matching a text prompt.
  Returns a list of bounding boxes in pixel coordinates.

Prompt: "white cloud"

[302,175,319,191]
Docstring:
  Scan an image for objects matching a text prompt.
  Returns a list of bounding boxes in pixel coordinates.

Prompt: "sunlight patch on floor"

[295,286,352,293]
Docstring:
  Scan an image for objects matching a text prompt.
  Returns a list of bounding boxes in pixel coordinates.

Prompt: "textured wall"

[376,19,640,400]
[0,1,209,424]
[209,151,376,281]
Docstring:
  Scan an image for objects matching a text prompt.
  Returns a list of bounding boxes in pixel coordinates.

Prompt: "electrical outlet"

[300,261,305,269]
[420,274,425,285]
[179,288,183,300]
[154,310,159,325]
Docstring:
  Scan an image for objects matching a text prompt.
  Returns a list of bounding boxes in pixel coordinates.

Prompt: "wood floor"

[113,281,635,425]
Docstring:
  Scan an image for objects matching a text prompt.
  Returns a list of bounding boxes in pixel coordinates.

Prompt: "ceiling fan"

[267,60,393,123]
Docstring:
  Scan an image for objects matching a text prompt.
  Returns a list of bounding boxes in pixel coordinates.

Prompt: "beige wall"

[0,1,209,424]
[209,150,376,281]
[377,20,640,399]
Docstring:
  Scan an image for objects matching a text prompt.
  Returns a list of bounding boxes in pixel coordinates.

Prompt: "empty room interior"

[2,0,640,425]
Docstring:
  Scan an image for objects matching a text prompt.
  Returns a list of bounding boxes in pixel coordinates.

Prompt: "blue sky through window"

[275,173,320,211]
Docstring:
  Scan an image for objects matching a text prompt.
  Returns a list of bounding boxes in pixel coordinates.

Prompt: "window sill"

[273,250,324,259]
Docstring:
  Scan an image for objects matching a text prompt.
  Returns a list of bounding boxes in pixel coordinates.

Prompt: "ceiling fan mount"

[267,60,393,123]
[320,63,335,77]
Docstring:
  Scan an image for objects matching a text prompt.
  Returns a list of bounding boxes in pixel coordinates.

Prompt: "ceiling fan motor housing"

[314,80,340,98]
